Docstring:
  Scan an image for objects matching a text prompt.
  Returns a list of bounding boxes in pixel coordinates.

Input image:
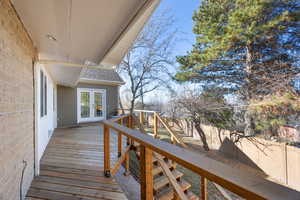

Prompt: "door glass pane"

[94,92,103,117]
[80,92,90,118]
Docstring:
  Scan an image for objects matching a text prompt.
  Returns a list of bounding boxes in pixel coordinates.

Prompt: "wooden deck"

[26,125,128,200]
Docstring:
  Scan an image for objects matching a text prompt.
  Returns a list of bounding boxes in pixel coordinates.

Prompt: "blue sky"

[155,0,200,56]
[120,0,201,105]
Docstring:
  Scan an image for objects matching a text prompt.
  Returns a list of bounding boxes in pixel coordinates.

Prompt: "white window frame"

[77,88,106,123]
[40,70,47,117]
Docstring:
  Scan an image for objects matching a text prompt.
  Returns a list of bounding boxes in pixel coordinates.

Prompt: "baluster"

[117,119,123,157]
[124,148,130,176]
[140,145,153,200]
[200,176,208,200]
[104,125,110,177]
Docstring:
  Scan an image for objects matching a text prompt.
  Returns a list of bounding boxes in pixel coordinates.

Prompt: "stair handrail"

[154,112,189,149]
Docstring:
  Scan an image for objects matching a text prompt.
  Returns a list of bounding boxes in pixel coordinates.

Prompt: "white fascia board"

[79,78,125,86]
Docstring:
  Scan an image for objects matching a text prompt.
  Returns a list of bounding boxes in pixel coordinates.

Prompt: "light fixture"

[46,34,57,42]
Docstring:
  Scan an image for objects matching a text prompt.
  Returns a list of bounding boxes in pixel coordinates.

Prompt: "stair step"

[155,188,199,200]
[153,161,176,176]
[135,152,168,165]
[154,170,183,191]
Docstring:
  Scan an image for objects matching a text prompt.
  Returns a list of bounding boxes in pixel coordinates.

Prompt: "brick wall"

[0,0,36,199]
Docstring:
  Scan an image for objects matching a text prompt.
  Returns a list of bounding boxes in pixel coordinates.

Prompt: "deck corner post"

[104,124,111,177]
[129,114,133,129]
[140,145,153,200]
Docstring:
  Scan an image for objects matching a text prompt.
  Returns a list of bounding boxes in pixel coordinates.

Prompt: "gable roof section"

[79,68,125,86]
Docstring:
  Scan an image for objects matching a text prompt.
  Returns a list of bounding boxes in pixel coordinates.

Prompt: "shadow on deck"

[26,125,134,200]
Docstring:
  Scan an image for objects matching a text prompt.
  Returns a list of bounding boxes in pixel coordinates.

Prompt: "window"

[40,70,47,117]
[53,87,56,111]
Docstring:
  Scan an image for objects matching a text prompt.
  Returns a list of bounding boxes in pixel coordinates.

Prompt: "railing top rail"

[110,114,130,122]
[134,109,158,113]
[101,119,300,200]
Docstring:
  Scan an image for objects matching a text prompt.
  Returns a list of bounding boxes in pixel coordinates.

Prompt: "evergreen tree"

[175,0,300,135]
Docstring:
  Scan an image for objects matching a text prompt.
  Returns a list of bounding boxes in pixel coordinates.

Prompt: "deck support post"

[139,111,144,125]
[104,125,111,177]
[124,148,130,176]
[123,115,131,176]
[153,113,158,138]
[201,176,208,200]
[140,145,153,200]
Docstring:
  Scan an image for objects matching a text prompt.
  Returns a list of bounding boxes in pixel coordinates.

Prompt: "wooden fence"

[174,120,300,192]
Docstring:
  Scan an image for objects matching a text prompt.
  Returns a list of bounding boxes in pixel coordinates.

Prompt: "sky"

[142,0,201,103]
[156,0,200,57]
[120,0,201,105]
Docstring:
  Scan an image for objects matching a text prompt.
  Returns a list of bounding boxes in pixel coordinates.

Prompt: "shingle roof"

[80,68,124,84]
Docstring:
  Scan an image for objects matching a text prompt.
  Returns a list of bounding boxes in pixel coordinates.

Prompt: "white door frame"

[77,88,106,123]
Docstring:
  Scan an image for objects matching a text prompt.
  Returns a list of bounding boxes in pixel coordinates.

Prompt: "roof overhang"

[11,0,160,86]
[79,78,125,86]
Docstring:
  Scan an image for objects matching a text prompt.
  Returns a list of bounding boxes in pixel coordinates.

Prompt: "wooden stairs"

[132,114,198,199]
[136,150,198,200]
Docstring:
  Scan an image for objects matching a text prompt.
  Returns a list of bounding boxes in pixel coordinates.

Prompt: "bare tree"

[173,86,237,151]
[118,10,177,113]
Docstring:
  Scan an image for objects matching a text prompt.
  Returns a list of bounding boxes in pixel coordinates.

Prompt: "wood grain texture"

[26,126,127,200]
[104,125,111,176]
[111,145,131,176]
[140,146,153,200]
[156,154,189,200]
[200,176,208,200]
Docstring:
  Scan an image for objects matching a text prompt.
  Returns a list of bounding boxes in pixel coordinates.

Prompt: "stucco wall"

[57,83,119,127]
[0,0,36,199]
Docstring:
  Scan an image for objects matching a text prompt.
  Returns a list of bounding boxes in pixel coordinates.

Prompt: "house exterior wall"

[0,1,37,199]
[57,83,119,127]
[34,63,57,172]
[57,85,77,127]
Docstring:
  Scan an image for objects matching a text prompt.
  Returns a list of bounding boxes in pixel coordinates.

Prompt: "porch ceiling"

[11,0,160,86]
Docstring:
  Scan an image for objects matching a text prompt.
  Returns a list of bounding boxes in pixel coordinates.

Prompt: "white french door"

[77,88,106,123]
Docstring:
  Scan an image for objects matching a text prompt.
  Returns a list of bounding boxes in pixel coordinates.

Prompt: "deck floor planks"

[26,126,128,200]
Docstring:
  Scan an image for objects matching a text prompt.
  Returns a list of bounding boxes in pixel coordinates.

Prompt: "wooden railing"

[135,110,232,199]
[104,114,132,177]
[102,114,300,200]
[132,115,191,200]
[134,110,188,148]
